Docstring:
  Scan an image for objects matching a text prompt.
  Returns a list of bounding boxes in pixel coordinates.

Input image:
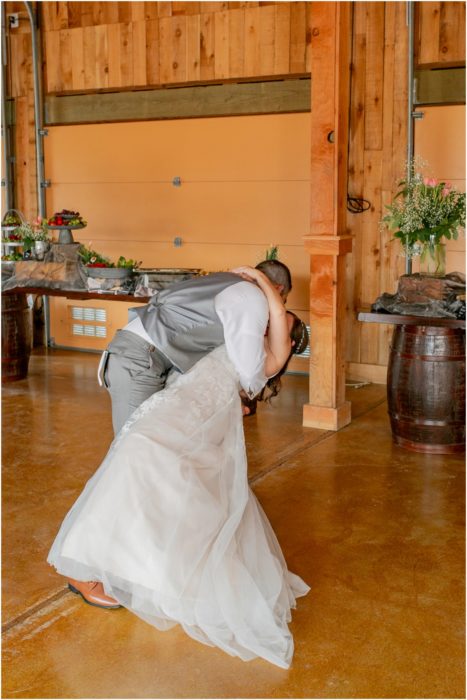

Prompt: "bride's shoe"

[68,578,122,609]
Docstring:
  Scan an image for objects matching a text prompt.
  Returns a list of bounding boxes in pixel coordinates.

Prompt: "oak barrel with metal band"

[2,293,33,382]
[387,324,465,454]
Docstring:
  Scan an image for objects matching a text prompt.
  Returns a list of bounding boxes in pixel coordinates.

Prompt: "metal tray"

[137,268,201,275]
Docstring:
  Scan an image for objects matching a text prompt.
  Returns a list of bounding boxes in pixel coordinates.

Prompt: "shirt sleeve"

[214,281,269,398]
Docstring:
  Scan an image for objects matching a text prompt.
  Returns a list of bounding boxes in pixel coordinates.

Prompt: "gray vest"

[135,272,242,372]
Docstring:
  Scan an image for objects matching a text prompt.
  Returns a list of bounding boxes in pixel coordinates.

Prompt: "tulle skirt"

[48,346,309,668]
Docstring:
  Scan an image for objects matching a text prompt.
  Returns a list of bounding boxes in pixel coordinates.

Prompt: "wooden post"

[303,2,353,431]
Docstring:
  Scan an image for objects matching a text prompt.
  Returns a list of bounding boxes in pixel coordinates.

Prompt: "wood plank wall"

[415,1,466,68]
[3,1,466,376]
[39,1,312,93]
[346,2,409,382]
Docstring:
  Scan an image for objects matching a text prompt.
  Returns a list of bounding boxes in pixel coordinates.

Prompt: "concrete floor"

[2,348,465,699]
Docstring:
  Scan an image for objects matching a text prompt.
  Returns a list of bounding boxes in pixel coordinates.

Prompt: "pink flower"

[441,182,452,197]
[423,177,438,187]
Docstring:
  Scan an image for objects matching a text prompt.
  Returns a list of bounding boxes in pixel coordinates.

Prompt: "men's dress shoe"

[68,578,122,609]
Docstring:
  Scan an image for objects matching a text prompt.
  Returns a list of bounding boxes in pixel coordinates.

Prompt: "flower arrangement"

[18,217,51,242]
[382,159,466,260]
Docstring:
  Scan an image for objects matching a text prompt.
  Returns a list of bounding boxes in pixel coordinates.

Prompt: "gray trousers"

[103,330,173,436]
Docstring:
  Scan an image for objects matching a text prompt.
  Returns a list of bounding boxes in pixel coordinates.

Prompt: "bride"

[48,266,310,669]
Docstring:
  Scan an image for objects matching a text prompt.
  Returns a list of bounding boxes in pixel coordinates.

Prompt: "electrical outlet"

[8,14,19,29]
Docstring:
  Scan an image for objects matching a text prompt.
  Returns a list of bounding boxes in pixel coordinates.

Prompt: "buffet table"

[358,311,466,455]
[1,286,151,303]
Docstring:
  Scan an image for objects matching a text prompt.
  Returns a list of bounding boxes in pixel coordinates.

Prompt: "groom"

[99,259,293,436]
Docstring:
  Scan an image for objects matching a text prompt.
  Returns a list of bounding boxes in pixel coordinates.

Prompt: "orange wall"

[46,112,312,358]
[414,105,466,275]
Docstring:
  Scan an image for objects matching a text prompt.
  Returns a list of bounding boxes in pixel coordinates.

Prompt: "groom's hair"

[255,260,292,294]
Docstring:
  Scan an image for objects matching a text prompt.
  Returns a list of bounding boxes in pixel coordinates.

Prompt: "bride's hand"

[230,266,273,288]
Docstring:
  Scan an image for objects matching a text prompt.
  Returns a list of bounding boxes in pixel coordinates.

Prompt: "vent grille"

[71,307,107,322]
[72,324,107,338]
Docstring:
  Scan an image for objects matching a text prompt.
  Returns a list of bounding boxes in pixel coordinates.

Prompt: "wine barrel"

[2,293,33,382]
[387,324,466,454]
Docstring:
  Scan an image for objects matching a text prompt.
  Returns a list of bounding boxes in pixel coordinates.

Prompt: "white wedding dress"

[48,346,309,669]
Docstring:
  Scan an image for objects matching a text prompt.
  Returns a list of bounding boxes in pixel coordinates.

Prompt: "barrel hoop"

[393,435,465,454]
[389,412,465,427]
[390,350,465,362]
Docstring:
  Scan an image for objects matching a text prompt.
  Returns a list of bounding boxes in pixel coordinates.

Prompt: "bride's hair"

[257,312,308,403]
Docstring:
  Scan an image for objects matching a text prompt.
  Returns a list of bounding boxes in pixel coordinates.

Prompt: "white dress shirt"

[122,280,269,398]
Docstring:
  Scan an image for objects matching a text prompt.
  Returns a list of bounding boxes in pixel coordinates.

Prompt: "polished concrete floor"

[2,348,465,699]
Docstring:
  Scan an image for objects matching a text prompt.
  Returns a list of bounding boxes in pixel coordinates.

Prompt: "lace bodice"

[117,345,239,442]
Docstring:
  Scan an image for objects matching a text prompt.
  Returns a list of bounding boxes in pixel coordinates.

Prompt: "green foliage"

[265,245,279,260]
[78,244,113,267]
[116,256,142,269]
[78,246,141,269]
[17,218,51,243]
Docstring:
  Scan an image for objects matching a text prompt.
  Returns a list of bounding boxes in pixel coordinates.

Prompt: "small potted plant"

[382,158,466,277]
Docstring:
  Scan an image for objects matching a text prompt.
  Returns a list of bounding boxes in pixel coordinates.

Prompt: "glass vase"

[419,238,446,277]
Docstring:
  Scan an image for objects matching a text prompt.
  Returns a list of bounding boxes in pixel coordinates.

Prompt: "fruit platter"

[2,210,24,235]
[47,209,87,243]
[47,209,87,229]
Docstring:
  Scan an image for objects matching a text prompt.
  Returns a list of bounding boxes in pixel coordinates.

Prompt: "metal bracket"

[412,111,424,120]
[38,128,49,136]
[172,176,182,187]
[41,179,51,188]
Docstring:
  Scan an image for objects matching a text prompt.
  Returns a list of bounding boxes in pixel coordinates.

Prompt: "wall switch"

[8,14,19,29]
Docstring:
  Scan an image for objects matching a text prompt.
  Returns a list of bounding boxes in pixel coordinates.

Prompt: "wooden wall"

[346,2,409,383]
[415,1,466,68]
[3,1,466,378]
[346,2,466,384]
[40,1,312,92]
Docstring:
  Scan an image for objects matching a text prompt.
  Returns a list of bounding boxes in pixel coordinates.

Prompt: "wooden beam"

[303,2,353,432]
[44,78,311,125]
[415,67,466,105]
